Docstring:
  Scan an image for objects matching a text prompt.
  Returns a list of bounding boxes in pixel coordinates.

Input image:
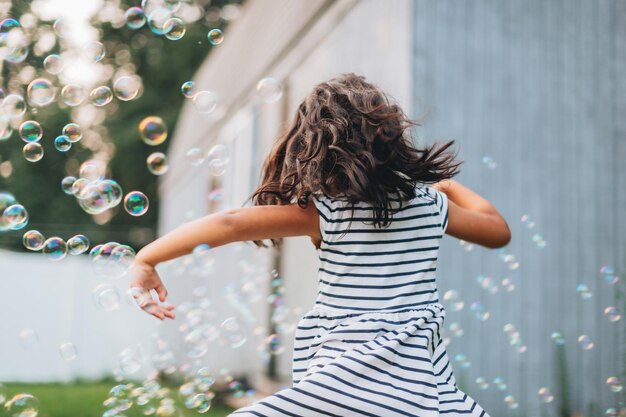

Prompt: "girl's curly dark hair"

[250,73,462,247]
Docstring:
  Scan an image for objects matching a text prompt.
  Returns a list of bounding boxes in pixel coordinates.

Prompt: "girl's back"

[312,184,448,313]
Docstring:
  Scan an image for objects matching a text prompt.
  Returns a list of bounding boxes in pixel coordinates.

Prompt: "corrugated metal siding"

[411,0,626,414]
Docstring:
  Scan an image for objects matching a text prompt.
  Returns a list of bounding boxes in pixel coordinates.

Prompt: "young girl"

[130,73,510,416]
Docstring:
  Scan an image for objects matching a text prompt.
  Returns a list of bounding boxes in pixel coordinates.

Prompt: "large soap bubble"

[27,78,56,107]
[42,237,67,261]
[124,191,149,216]
[256,77,283,103]
[23,143,44,162]
[125,7,146,29]
[19,121,43,143]
[113,76,142,101]
[139,116,167,146]
[4,393,40,417]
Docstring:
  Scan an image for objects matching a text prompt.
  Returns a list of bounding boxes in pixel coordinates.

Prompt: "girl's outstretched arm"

[130,203,320,320]
[432,179,511,249]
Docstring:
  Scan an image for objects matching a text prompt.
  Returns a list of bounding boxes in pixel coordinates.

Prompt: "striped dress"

[231,185,491,417]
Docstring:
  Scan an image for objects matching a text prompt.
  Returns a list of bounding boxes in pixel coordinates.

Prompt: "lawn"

[1,382,234,416]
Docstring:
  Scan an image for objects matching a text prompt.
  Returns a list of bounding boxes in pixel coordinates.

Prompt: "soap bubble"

[139,116,168,146]
[147,152,168,175]
[86,41,106,62]
[71,178,90,197]
[256,77,283,103]
[493,377,507,390]
[3,204,28,230]
[454,353,471,369]
[600,265,619,285]
[27,78,56,107]
[577,334,593,350]
[18,329,39,350]
[551,332,565,345]
[19,121,42,143]
[0,94,26,118]
[193,91,217,113]
[90,86,113,106]
[61,176,77,195]
[23,230,45,251]
[442,290,464,312]
[92,243,136,279]
[67,234,89,255]
[475,377,489,390]
[93,283,121,311]
[4,393,40,417]
[265,334,284,355]
[59,342,78,361]
[0,121,12,140]
[576,283,592,300]
[186,147,204,166]
[53,17,69,37]
[124,191,149,216]
[470,302,489,321]
[538,387,554,402]
[147,7,172,35]
[181,81,194,98]
[42,237,67,261]
[164,17,185,40]
[207,144,229,166]
[220,317,247,348]
[606,376,623,392]
[54,135,72,152]
[448,322,464,337]
[119,347,143,376]
[125,7,146,29]
[0,17,20,34]
[481,155,497,169]
[78,160,102,180]
[207,28,223,45]
[43,54,64,74]
[504,395,518,409]
[113,75,141,101]
[604,306,621,322]
[61,84,86,107]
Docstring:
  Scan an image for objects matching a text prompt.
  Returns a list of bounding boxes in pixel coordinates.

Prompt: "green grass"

[2,382,234,417]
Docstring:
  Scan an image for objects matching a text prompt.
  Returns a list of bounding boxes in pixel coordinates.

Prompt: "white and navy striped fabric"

[231,185,491,417]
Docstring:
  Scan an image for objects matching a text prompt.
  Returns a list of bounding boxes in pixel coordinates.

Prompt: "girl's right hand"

[129,261,176,321]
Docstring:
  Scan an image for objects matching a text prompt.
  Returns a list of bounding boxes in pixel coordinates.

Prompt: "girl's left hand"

[129,261,176,321]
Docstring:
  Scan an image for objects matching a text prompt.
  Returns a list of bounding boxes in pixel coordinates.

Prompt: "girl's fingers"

[156,285,168,302]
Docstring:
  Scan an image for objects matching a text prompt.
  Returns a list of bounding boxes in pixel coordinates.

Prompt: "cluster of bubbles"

[58,161,149,217]
[502,323,527,354]
[0,192,28,231]
[520,215,547,248]
[496,248,520,270]
[22,231,89,261]
[186,143,231,176]
[90,242,136,279]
